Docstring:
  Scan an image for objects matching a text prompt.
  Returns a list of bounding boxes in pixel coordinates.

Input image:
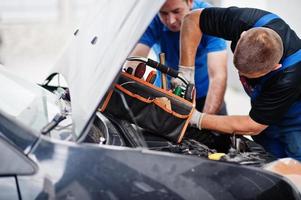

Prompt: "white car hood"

[49,0,164,136]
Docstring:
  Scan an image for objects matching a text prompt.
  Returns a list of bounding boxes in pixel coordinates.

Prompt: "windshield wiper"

[41,113,66,135]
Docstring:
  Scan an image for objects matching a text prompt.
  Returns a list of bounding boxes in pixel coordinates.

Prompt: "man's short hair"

[233,27,283,75]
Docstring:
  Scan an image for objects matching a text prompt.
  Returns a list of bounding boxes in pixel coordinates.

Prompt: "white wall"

[266,0,301,36]
[221,0,301,36]
[221,0,267,8]
[0,0,96,81]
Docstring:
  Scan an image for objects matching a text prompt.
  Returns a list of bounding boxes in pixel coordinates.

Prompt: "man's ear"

[188,0,193,9]
[240,31,246,38]
[273,63,282,71]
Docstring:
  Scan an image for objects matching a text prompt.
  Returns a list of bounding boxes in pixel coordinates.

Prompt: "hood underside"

[50,0,164,136]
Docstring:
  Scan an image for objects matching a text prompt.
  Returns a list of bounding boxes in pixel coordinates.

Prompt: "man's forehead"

[160,0,187,11]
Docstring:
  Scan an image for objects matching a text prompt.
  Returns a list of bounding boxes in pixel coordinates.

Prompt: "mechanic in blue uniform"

[183,7,301,161]
[127,0,227,115]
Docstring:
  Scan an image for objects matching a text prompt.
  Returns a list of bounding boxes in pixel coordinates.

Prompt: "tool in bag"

[134,62,146,78]
[100,56,196,143]
[159,53,168,90]
[145,70,157,84]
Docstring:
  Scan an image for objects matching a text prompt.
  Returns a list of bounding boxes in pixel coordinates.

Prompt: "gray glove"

[171,65,194,88]
[190,109,204,130]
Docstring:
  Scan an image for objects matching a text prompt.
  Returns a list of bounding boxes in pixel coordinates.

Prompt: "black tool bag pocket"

[100,72,195,143]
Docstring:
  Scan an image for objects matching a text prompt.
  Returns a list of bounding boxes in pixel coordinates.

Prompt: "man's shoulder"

[148,15,165,31]
[264,62,301,94]
[281,62,301,83]
[192,0,211,9]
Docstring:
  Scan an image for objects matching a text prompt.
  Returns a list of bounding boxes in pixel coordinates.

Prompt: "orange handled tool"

[146,71,157,84]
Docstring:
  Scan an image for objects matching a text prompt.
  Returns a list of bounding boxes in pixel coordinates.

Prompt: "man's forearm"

[203,51,227,114]
[180,9,203,67]
[203,75,226,114]
[201,114,267,135]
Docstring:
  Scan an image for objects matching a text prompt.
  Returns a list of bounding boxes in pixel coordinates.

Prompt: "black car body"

[0,0,300,199]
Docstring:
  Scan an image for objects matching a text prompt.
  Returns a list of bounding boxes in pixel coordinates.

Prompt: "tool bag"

[100,72,195,143]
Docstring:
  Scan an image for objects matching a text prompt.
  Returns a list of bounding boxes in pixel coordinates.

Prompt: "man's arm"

[180,9,203,66]
[200,114,268,135]
[202,50,227,114]
[180,9,227,114]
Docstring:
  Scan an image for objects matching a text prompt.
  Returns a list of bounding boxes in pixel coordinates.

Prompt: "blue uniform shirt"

[138,0,226,98]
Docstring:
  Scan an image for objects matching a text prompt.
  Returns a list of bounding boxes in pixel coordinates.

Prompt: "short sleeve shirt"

[138,0,227,98]
[200,7,301,125]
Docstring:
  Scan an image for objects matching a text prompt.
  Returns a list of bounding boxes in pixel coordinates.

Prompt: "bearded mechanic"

[128,0,227,115]
[182,7,301,161]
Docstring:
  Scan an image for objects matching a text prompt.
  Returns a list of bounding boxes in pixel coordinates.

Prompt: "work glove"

[190,109,204,130]
[171,65,194,88]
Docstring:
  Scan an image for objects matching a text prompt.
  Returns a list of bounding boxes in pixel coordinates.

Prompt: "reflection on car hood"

[49,0,164,136]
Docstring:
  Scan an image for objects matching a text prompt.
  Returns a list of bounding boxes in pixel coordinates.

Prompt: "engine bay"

[84,111,275,167]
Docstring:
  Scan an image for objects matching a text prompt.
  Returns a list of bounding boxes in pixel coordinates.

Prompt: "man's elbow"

[182,9,202,29]
[244,117,268,136]
[249,129,262,136]
[211,72,227,83]
[248,123,267,136]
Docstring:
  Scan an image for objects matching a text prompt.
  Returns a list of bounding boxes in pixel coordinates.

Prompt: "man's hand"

[171,65,195,88]
[190,109,204,130]
[190,111,268,135]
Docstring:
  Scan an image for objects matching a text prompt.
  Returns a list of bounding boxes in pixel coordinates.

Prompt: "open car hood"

[49,0,164,136]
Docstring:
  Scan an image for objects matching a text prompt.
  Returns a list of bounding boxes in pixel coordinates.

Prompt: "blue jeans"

[252,101,301,161]
[253,130,301,161]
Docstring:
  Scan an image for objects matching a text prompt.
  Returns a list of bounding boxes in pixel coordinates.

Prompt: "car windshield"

[0,68,64,136]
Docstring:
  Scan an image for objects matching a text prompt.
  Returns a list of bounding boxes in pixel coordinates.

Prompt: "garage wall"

[0,0,96,81]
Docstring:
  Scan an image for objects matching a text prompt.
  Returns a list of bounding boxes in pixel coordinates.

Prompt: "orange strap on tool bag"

[100,72,195,143]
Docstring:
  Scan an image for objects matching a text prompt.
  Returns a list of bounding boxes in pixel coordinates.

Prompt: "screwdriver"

[146,71,157,84]
[134,62,146,79]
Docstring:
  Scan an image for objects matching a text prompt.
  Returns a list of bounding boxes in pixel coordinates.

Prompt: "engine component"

[148,138,216,158]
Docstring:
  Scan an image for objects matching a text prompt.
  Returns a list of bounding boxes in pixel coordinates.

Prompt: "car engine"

[85,112,275,167]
